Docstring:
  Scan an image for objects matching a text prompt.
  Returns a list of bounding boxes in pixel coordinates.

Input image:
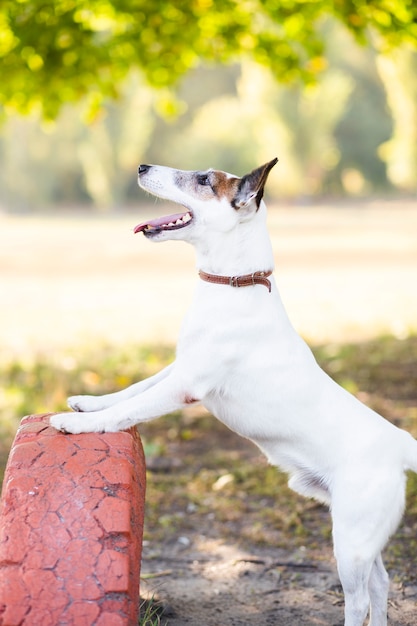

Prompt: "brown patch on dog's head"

[175,169,240,202]
[211,171,240,202]
[174,162,277,208]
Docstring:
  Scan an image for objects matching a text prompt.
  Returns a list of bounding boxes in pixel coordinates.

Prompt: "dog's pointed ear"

[232,158,278,210]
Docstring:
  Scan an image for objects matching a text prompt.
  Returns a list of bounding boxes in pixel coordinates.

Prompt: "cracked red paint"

[0,414,146,626]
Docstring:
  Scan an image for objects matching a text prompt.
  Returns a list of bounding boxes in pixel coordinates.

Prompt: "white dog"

[51,159,417,625]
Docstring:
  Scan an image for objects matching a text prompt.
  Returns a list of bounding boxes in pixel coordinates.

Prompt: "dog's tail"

[402,430,417,474]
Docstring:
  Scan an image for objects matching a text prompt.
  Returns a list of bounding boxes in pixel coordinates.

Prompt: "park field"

[1,200,416,356]
[1,201,417,625]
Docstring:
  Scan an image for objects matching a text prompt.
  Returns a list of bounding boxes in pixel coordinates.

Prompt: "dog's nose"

[138,164,151,175]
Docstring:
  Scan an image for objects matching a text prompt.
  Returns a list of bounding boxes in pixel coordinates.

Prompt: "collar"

[198,269,272,293]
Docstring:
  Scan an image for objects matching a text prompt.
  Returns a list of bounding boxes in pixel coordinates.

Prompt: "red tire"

[0,414,146,626]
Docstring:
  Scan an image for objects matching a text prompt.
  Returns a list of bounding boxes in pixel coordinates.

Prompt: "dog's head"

[135,159,278,242]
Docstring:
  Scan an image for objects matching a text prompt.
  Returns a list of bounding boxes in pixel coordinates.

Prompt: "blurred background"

[1,2,416,470]
[2,18,417,209]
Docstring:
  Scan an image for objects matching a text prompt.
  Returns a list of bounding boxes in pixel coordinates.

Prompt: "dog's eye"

[197,174,211,187]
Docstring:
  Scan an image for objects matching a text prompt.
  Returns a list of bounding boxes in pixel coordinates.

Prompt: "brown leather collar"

[199,269,272,292]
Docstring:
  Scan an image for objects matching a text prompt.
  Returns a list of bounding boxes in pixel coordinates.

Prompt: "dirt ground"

[141,540,417,626]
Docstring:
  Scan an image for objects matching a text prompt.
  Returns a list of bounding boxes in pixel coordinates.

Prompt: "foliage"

[1,0,416,119]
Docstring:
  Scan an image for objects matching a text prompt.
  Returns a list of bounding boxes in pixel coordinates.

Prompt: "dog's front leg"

[67,363,175,412]
[50,370,191,434]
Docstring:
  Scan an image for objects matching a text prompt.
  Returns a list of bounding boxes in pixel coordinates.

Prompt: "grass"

[0,343,174,482]
[139,597,166,626]
[1,333,417,581]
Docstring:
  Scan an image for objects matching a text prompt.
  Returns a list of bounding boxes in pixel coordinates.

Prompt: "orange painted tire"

[0,414,146,626]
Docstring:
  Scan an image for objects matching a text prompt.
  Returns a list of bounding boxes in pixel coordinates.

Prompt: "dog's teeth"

[150,213,191,232]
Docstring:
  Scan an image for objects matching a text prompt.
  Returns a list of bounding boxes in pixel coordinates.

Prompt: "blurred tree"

[376,46,417,192]
[327,22,394,194]
[77,75,155,207]
[158,60,353,198]
[1,0,416,119]
[148,20,393,199]
[0,74,156,209]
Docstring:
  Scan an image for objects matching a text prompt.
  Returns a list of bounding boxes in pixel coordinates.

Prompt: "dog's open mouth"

[134,211,193,236]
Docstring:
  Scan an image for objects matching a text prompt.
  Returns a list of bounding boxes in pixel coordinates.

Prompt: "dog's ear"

[232,158,278,210]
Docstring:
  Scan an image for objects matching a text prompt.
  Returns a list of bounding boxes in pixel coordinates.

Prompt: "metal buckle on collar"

[229,276,239,288]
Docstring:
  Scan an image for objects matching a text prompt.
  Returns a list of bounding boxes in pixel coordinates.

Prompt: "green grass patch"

[139,596,167,626]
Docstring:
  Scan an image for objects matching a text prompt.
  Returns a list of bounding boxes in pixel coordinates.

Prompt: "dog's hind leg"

[338,554,389,626]
[334,551,389,626]
[334,547,372,626]
[332,470,405,626]
[368,554,389,626]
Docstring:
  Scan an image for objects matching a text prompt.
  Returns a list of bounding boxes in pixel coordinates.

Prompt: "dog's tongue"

[134,212,186,234]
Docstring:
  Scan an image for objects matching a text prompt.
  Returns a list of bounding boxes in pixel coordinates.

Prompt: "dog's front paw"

[68,395,104,412]
[50,412,127,434]
[50,412,101,434]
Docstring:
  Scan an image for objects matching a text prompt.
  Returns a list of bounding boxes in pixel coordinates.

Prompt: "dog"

[51,159,417,625]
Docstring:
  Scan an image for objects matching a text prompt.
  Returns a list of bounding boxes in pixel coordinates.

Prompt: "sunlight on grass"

[0,344,174,481]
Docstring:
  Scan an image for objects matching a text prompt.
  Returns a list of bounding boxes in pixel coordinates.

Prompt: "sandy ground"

[1,200,417,356]
[141,540,417,625]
